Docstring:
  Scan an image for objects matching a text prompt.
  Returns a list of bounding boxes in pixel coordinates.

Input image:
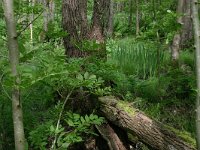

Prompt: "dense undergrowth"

[0,0,196,149]
[0,37,196,149]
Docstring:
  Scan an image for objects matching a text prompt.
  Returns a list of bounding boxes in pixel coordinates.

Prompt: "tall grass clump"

[107,38,166,79]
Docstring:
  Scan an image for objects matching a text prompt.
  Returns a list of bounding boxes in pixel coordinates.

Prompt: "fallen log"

[98,96,196,150]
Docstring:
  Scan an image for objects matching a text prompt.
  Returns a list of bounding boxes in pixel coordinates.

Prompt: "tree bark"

[191,0,200,148]
[62,0,110,57]
[96,123,127,150]
[171,0,192,64]
[107,0,114,37]
[42,0,55,41]
[171,0,184,64]
[2,0,25,150]
[89,0,110,43]
[98,96,196,150]
[62,0,88,57]
[135,0,139,36]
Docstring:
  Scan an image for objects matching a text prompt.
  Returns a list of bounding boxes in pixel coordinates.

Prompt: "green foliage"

[107,38,165,78]
[29,113,104,149]
[29,121,52,150]
[0,0,197,148]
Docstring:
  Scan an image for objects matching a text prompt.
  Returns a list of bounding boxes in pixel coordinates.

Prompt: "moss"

[165,125,196,148]
[117,101,137,116]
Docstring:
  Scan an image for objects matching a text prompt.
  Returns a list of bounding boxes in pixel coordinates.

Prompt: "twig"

[51,89,74,150]
[17,10,44,38]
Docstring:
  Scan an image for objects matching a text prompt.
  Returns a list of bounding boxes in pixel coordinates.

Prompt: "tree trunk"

[135,0,139,36]
[89,0,110,43]
[42,0,55,40]
[98,96,196,150]
[171,0,192,64]
[171,0,184,64]
[62,0,88,57]
[62,0,110,57]
[181,0,193,46]
[29,0,35,43]
[128,0,133,31]
[191,0,200,148]
[2,0,25,150]
[107,0,114,37]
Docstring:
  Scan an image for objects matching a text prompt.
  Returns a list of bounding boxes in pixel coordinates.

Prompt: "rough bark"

[62,0,110,57]
[62,0,88,57]
[2,0,25,149]
[171,0,192,63]
[89,0,110,43]
[191,0,200,148]
[98,96,196,150]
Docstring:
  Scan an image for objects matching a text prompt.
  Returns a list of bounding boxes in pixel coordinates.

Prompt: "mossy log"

[98,96,196,150]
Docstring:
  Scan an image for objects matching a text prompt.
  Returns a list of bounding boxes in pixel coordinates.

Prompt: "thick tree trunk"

[98,96,196,150]
[2,0,25,150]
[89,0,110,43]
[62,0,88,57]
[62,0,110,57]
[191,0,200,148]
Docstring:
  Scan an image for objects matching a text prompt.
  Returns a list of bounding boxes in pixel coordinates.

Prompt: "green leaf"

[77,74,83,81]
[67,119,75,126]
[50,125,55,132]
[89,74,96,80]
[85,115,90,122]
[80,117,85,123]
[84,72,89,79]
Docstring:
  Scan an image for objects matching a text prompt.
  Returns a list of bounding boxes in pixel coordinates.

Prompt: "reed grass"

[108,38,166,79]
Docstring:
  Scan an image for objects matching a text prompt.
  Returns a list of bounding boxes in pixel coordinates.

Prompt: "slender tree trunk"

[171,0,184,64]
[43,0,55,40]
[128,0,133,31]
[135,0,139,36]
[29,0,35,43]
[192,0,200,148]
[181,0,193,46]
[107,0,114,37]
[2,0,25,150]
[171,0,192,65]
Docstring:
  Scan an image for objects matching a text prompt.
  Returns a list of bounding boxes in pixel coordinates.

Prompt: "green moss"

[165,125,196,148]
[117,101,137,116]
